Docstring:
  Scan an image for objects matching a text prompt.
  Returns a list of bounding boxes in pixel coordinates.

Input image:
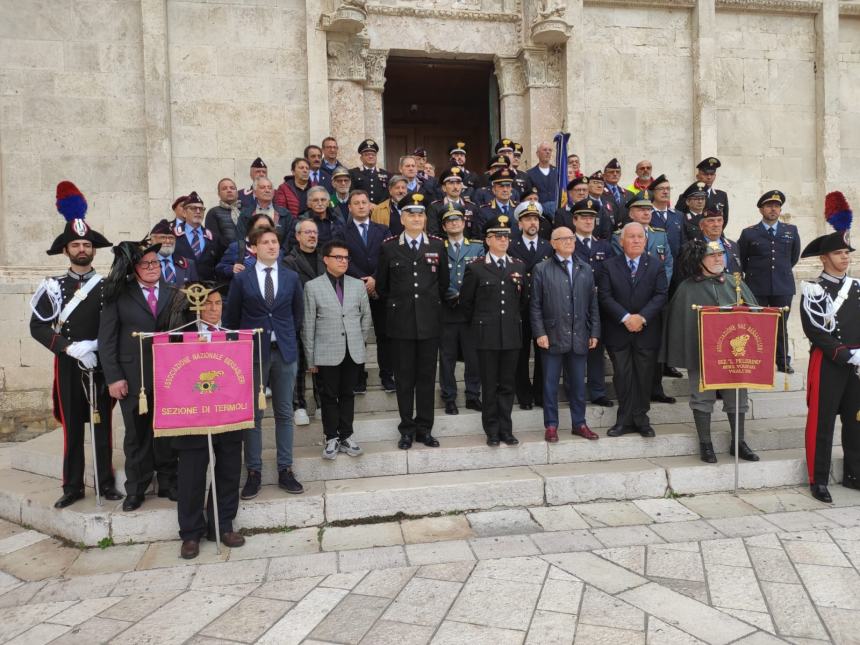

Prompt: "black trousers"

[391,338,439,437]
[805,348,860,486]
[119,392,177,497]
[515,318,543,406]
[608,345,657,429]
[478,349,519,439]
[438,321,481,403]
[54,355,115,495]
[317,354,363,440]
[363,297,393,384]
[173,430,242,542]
[294,336,320,410]
[754,294,793,368]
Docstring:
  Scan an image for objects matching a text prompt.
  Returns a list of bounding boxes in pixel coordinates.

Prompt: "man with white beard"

[149,220,199,286]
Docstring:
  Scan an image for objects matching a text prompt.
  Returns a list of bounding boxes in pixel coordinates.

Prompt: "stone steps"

[0,445,844,545]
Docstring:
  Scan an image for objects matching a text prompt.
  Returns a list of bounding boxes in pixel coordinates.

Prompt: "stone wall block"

[69,0,140,41]
[0,39,64,71]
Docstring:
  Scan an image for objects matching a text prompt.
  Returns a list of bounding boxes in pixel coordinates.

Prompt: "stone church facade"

[0,0,859,434]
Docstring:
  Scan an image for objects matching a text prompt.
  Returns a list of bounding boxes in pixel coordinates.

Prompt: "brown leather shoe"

[220,531,246,548]
[544,426,559,443]
[180,539,199,560]
[572,423,599,440]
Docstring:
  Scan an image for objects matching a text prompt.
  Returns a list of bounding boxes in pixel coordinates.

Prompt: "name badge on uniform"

[594,251,606,261]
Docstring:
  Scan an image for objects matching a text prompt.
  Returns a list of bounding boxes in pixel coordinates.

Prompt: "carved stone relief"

[364,49,389,91]
[326,34,370,81]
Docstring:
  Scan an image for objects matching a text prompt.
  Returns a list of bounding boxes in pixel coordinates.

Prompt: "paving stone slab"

[266,552,338,581]
[405,540,475,566]
[525,609,578,645]
[228,528,319,561]
[591,524,665,548]
[0,529,49,556]
[531,529,604,554]
[447,574,541,631]
[705,563,768,612]
[322,522,403,552]
[578,585,645,631]
[353,566,417,598]
[632,498,701,523]
[467,508,542,537]
[527,505,590,531]
[649,520,725,543]
[469,534,540,559]
[382,576,462,627]
[472,556,548,585]
[646,545,705,582]
[199,596,294,643]
[430,620,526,645]
[543,552,647,595]
[678,493,763,519]
[0,538,80,581]
[536,577,584,615]
[65,544,147,577]
[358,619,434,645]
[339,545,407,573]
[573,501,653,527]
[310,593,390,644]
[256,587,349,645]
[400,515,475,544]
[593,546,646,575]
[794,563,860,610]
[760,581,829,641]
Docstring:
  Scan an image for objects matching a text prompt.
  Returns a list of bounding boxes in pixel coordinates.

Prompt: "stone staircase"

[0,352,843,547]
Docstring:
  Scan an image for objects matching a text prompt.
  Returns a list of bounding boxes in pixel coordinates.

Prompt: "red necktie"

[146,286,158,317]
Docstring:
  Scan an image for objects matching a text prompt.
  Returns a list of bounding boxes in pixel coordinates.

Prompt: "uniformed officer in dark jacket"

[508,202,552,409]
[473,155,516,207]
[375,193,449,449]
[438,207,484,415]
[679,182,708,243]
[426,166,481,239]
[238,157,268,209]
[149,219,199,286]
[30,183,123,508]
[349,139,390,204]
[510,141,534,198]
[738,190,800,373]
[476,167,519,233]
[676,157,729,227]
[460,214,528,446]
[447,140,478,200]
[697,209,743,275]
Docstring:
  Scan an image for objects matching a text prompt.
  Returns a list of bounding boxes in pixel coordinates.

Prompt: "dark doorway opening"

[383,57,498,175]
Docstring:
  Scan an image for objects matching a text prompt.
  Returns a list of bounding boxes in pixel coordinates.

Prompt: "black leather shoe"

[122,494,144,512]
[843,476,860,491]
[240,470,261,500]
[278,469,303,494]
[486,437,500,447]
[54,490,84,509]
[638,426,656,438]
[810,484,832,504]
[417,434,440,448]
[398,435,413,450]
[444,401,459,415]
[501,435,519,446]
[730,441,760,462]
[699,442,717,463]
[663,366,683,378]
[157,487,178,502]
[651,394,677,404]
[465,398,483,412]
[777,364,795,375]
[382,377,396,393]
[101,486,124,501]
[607,424,633,437]
[519,403,533,410]
[353,382,367,395]
[590,396,614,408]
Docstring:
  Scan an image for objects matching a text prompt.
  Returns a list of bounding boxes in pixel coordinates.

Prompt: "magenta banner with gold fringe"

[152,332,254,436]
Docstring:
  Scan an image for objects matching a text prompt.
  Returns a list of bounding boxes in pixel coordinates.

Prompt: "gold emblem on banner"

[194,370,224,394]
[730,334,750,358]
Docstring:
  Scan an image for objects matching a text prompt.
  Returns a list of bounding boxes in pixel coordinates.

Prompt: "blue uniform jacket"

[737,221,800,296]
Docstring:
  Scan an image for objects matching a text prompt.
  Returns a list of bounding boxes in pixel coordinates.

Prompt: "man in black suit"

[595,222,668,438]
[341,190,395,393]
[349,139,390,205]
[174,192,223,281]
[149,219,198,286]
[99,240,179,511]
[223,228,305,499]
[460,215,528,446]
[376,193,449,449]
[305,144,333,194]
[508,202,552,409]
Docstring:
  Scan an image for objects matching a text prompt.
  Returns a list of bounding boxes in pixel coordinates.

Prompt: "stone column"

[815,0,841,235]
[494,56,527,152]
[692,0,717,162]
[522,47,564,158]
[140,0,174,219]
[563,0,585,153]
[306,0,331,143]
[363,49,388,163]
[326,33,369,169]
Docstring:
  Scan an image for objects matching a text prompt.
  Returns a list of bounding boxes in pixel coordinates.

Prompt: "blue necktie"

[629,259,637,278]
[191,229,201,258]
[360,222,368,245]
[161,258,176,284]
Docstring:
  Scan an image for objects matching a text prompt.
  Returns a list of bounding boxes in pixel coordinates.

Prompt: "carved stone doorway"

[382,58,498,174]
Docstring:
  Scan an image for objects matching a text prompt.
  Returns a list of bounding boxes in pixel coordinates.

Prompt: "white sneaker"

[323,438,339,460]
[265,387,272,399]
[314,408,322,420]
[338,437,363,457]
[294,408,310,426]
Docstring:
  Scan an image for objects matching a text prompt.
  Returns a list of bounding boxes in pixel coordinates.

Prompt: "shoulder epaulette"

[509,256,524,264]
[382,235,397,244]
[467,255,483,264]
[650,226,666,232]
[745,224,758,229]
[428,235,444,242]
[430,199,443,206]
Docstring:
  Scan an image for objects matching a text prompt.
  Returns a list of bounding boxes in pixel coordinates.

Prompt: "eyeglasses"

[185,206,204,212]
[137,260,160,268]
[327,255,349,261]
[552,236,575,243]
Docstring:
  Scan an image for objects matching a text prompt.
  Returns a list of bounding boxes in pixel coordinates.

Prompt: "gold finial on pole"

[733,272,743,306]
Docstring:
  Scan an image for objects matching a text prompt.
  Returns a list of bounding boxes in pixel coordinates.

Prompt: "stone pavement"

[1,486,860,644]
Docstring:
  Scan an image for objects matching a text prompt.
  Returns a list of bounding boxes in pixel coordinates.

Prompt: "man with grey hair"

[298,186,341,252]
[527,141,559,218]
[237,176,293,243]
[371,175,409,235]
[596,222,668,438]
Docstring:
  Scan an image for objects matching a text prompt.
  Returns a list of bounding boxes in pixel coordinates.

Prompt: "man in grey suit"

[302,240,373,460]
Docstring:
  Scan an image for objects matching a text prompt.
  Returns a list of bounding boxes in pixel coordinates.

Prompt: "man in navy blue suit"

[174,192,223,281]
[595,222,668,438]
[149,219,199,286]
[340,189,395,393]
[223,227,304,500]
[526,141,559,218]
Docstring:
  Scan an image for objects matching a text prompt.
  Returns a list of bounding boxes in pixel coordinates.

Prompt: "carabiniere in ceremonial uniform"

[29,181,123,508]
[460,214,529,446]
[799,218,860,504]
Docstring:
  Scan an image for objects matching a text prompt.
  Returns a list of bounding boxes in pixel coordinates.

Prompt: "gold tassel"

[138,388,148,415]
[258,388,267,411]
